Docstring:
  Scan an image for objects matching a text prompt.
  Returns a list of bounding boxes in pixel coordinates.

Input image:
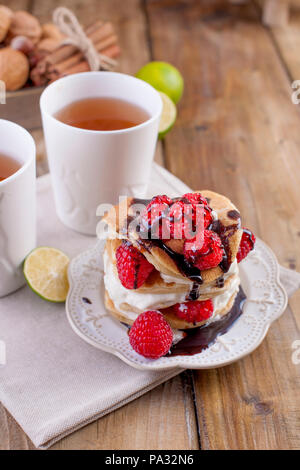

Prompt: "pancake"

[104,286,239,330]
[102,190,243,332]
[105,239,239,298]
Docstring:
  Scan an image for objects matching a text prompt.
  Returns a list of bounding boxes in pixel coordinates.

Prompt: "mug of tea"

[40,71,162,235]
[0,119,36,298]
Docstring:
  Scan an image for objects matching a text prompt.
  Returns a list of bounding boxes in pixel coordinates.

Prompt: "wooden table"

[1,0,300,450]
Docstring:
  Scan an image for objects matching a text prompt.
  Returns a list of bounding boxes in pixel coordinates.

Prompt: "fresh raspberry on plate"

[237,228,256,263]
[129,311,173,359]
[172,299,214,324]
[182,192,212,229]
[116,242,154,289]
[183,229,223,270]
[140,195,173,239]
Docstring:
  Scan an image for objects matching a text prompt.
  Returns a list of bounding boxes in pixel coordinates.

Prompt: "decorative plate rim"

[66,238,288,370]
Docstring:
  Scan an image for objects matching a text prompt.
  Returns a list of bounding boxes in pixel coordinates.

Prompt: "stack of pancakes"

[103,190,243,331]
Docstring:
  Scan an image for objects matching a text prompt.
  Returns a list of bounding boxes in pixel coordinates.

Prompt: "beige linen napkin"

[0,164,299,449]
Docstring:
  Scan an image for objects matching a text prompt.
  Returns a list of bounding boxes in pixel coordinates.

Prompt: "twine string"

[53,7,116,71]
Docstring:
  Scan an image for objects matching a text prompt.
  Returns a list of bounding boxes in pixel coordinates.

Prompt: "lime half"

[24,247,70,302]
[158,91,177,138]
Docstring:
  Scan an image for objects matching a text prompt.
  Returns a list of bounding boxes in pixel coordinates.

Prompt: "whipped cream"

[212,275,240,311]
[104,251,240,323]
[104,251,188,320]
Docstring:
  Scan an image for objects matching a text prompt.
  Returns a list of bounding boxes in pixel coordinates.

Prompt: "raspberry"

[172,299,214,324]
[182,192,209,207]
[237,228,256,263]
[116,242,154,289]
[129,311,173,359]
[140,195,173,239]
[183,229,223,270]
[182,192,212,229]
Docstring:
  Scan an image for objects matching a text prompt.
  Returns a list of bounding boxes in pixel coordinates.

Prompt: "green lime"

[136,61,184,104]
[158,91,177,138]
[24,247,70,302]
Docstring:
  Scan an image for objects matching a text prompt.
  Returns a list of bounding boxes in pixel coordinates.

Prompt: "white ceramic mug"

[0,120,36,297]
[40,71,162,235]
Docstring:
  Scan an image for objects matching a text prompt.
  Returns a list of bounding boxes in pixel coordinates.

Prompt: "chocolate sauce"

[187,282,201,301]
[227,210,240,220]
[82,297,92,304]
[131,197,206,284]
[134,262,140,289]
[128,196,240,283]
[139,236,204,284]
[169,286,246,356]
[132,197,151,206]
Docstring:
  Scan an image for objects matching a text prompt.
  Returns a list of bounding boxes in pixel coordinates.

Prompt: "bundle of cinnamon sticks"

[31,20,120,86]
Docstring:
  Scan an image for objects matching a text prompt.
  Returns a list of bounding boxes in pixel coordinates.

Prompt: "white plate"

[66,238,288,370]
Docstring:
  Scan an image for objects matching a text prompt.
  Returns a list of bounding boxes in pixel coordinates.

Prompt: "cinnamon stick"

[38,22,115,71]
[47,34,118,77]
[99,44,120,59]
[31,19,120,85]
[51,45,120,81]
[62,60,90,76]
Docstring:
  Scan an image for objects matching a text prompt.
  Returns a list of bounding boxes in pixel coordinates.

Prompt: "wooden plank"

[146,0,300,449]
[269,8,300,79]
[262,0,290,27]
[52,373,199,450]
[0,407,36,450]
[0,0,31,9]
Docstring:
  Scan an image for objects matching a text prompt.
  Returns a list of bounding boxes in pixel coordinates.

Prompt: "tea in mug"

[54,97,150,131]
[0,153,21,182]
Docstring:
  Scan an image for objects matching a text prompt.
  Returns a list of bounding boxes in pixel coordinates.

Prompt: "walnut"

[41,23,65,41]
[0,5,13,42]
[8,10,42,45]
[0,47,29,91]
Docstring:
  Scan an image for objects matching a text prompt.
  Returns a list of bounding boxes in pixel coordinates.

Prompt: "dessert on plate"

[102,191,255,359]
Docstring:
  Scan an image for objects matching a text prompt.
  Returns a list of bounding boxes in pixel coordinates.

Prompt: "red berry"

[140,195,173,239]
[182,192,209,207]
[129,311,173,359]
[116,242,154,289]
[183,229,223,270]
[237,228,256,263]
[169,200,194,239]
[182,192,212,229]
[173,299,214,324]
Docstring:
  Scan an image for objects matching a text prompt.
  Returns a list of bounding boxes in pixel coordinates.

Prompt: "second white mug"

[40,72,162,235]
[0,119,36,298]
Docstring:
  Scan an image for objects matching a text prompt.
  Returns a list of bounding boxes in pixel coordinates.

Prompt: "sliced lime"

[24,247,70,302]
[158,91,177,138]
